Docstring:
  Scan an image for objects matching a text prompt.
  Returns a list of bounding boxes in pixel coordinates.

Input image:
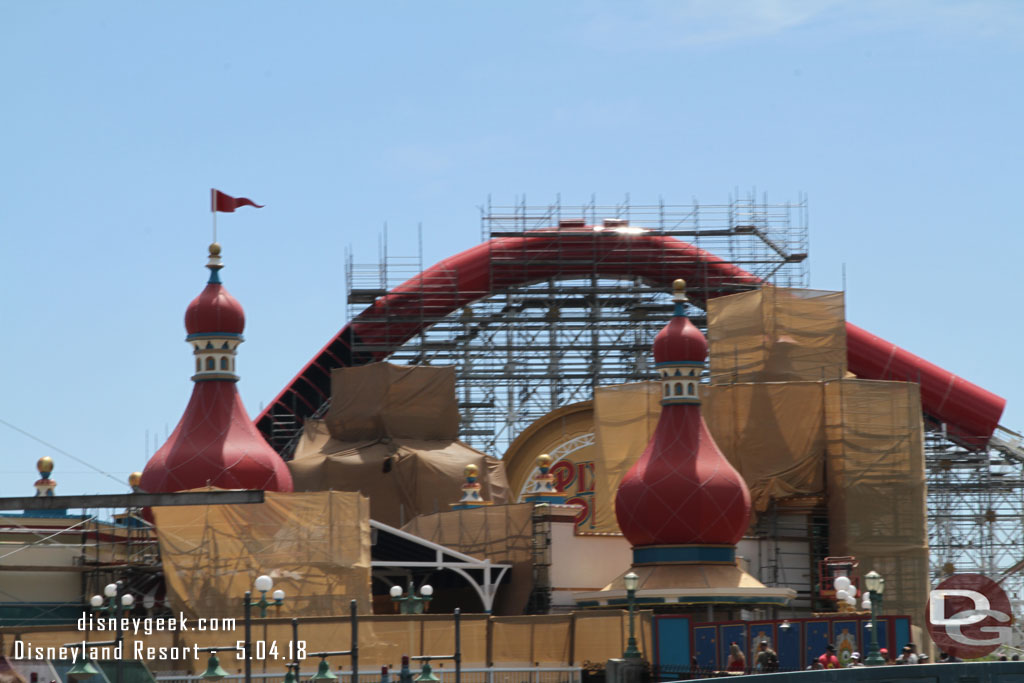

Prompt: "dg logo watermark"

[927,573,1014,659]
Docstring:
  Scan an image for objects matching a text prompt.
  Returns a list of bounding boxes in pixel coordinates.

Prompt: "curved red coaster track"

[256,230,1004,450]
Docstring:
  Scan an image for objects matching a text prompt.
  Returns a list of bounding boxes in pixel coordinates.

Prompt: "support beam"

[0,490,265,511]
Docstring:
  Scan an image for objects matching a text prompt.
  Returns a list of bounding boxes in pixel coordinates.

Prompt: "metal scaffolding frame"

[340,194,1024,633]
[345,195,809,457]
[926,425,1024,642]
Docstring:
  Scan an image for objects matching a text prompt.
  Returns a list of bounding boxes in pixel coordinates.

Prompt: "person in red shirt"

[817,644,840,669]
[727,642,747,672]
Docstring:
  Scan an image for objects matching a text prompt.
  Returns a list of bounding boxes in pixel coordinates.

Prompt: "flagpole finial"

[206,243,224,284]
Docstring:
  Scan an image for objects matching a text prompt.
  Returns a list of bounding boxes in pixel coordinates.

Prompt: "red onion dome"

[614,277,751,548]
[652,279,707,364]
[184,243,245,336]
[615,412,751,546]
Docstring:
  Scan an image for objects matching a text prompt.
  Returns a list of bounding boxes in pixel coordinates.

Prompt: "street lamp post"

[863,571,886,666]
[90,581,135,683]
[390,581,433,614]
[623,572,640,659]
[244,575,285,683]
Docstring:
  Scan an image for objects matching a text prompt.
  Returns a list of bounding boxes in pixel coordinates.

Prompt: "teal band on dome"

[632,545,736,565]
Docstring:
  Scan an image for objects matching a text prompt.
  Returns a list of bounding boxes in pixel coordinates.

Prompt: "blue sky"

[1,1,1021,497]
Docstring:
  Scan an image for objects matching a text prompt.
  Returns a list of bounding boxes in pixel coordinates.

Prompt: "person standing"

[847,652,864,667]
[817,644,840,669]
[727,642,747,672]
[755,640,779,673]
[895,646,919,664]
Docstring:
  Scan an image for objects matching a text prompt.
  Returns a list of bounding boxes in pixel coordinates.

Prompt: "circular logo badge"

[927,574,1013,659]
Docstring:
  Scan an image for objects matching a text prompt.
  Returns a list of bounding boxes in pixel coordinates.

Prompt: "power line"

[0,417,125,486]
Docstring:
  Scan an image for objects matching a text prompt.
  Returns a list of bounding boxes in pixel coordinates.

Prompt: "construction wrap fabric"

[290,362,509,526]
[824,379,930,651]
[707,288,847,384]
[152,490,371,618]
[703,382,827,514]
[290,419,509,527]
[324,363,460,441]
[590,383,662,535]
[401,504,534,615]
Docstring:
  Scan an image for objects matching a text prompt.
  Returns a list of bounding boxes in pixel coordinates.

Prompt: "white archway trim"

[370,519,512,613]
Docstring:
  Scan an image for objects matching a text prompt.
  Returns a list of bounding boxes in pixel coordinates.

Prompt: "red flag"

[211,189,265,213]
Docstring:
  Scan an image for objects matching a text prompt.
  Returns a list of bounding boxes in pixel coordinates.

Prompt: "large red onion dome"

[615,279,751,550]
[140,243,292,494]
[184,243,245,335]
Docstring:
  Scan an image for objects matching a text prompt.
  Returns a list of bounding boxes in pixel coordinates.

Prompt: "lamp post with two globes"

[390,581,433,614]
[244,575,286,683]
[93,582,134,683]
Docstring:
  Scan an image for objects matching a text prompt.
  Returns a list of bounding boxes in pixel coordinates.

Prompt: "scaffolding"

[334,194,1024,633]
[343,195,810,457]
[927,425,1024,643]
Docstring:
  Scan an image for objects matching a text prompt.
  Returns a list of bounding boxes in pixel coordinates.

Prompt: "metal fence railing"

[156,667,583,683]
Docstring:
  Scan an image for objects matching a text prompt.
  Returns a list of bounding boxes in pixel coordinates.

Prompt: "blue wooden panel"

[747,622,776,666]
[654,615,691,671]
[832,620,859,667]
[777,622,801,672]
[693,625,718,671]
[892,616,912,655]
[805,620,831,666]
[860,617,890,660]
[720,624,748,671]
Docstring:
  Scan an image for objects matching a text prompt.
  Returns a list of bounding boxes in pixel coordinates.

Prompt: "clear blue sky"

[2,1,1021,497]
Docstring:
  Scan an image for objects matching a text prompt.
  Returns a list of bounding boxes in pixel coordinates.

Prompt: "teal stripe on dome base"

[632,545,735,565]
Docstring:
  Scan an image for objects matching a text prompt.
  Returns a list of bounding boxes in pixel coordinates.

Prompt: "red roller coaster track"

[256,229,1005,450]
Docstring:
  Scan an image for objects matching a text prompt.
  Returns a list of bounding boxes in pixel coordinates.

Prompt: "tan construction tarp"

[290,363,510,527]
[290,420,509,527]
[325,362,460,440]
[590,383,661,534]
[152,490,371,619]
[824,379,930,647]
[708,288,847,384]
[704,382,827,513]
[401,504,534,615]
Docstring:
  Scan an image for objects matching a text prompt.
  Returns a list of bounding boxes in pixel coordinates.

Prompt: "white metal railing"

[156,667,583,683]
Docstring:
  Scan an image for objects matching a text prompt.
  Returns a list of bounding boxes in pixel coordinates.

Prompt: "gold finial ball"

[673,278,687,293]
[537,453,552,468]
[209,242,222,257]
[37,456,54,474]
[464,464,478,478]
[129,472,143,488]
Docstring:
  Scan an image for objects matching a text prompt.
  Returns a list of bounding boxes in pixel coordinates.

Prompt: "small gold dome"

[37,456,54,474]
[536,453,552,468]
[673,278,687,292]
[464,464,478,478]
[129,472,143,488]
[209,242,222,257]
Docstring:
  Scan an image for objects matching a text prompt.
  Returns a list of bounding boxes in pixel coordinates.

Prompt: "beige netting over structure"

[589,383,661,534]
[824,379,930,643]
[152,490,371,619]
[707,288,847,384]
[703,382,827,513]
[402,504,534,615]
[289,363,509,527]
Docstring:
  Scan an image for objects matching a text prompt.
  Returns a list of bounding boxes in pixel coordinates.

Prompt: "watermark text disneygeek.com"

[77,611,236,635]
